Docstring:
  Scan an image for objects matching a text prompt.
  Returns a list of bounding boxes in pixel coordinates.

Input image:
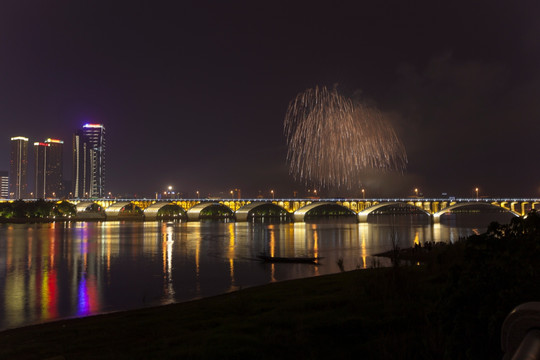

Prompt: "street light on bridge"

[166,185,175,199]
[271,189,274,199]
[475,187,479,200]
[362,188,365,199]
[414,188,419,198]
[196,190,200,199]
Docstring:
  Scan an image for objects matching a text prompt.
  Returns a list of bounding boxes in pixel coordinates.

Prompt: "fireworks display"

[284,86,407,189]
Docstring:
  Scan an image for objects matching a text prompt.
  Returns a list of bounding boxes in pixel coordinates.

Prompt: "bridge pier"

[358,213,369,223]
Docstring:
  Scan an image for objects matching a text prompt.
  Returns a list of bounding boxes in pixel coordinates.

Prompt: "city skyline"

[1,2,539,198]
[5,123,104,200]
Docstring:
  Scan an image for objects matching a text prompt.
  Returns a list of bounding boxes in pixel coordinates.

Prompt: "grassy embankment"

[2,213,540,359]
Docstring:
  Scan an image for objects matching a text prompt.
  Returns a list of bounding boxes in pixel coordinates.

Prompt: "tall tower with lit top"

[34,141,49,198]
[73,124,105,198]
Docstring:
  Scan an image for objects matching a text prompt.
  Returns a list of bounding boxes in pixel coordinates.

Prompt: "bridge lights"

[196,190,200,199]
[271,189,274,199]
[362,188,365,199]
[475,187,479,200]
[414,188,419,197]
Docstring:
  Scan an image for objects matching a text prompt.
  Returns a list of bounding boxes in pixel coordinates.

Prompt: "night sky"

[1,1,539,198]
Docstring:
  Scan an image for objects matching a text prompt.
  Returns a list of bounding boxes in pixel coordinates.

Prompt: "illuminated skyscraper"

[34,142,48,198]
[34,138,64,198]
[0,171,8,199]
[9,136,29,199]
[72,131,88,198]
[73,124,105,198]
[45,138,64,198]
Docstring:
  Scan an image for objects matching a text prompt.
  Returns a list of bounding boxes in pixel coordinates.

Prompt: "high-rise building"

[34,142,49,198]
[0,171,8,199]
[9,136,29,199]
[73,124,105,198]
[45,138,64,198]
[72,131,89,198]
[34,138,64,198]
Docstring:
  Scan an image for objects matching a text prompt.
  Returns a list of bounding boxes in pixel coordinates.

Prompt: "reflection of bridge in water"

[71,198,540,223]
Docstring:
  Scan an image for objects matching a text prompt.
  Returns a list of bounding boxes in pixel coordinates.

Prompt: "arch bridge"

[64,198,540,222]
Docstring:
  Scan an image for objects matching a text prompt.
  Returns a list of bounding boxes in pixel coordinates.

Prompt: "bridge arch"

[293,202,356,222]
[186,202,234,221]
[144,202,187,220]
[75,201,106,220]
[105,202,144,220]
[358,202,431,222]
[433,202,521,223]
[235,202,290,222]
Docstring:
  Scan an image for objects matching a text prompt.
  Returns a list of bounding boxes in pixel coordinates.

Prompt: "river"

[0,212,514,331]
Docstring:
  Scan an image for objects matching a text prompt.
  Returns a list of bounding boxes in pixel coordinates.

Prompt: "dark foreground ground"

[3,213,540,359]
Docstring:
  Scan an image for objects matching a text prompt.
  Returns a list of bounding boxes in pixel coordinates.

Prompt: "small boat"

[257,253,322,264]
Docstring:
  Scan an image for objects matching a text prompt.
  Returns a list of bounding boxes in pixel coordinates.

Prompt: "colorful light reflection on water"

[0,213,514,331]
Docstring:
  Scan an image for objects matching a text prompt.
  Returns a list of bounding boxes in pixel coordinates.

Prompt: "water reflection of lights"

[162,223,175,302]
[312,225,320,276]
[75,222,98,316]
[77,274,97,316]
[293,223,306,256]
[359,223,368,269]
[431,223,442,244]
[41,263,58,320]
[186,222,202,297]
[268,224,277,282]
[227,223,237,291]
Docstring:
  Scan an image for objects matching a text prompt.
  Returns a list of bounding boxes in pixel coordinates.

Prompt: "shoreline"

[2,269,404,359]
[374,242,449,263]
[0,271,333,333]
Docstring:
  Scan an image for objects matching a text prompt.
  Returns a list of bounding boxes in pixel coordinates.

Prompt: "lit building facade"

[73,124,106,198]
[9,136,29,199]
[34,138,64,198]
[0,171,8,198]
[34,142,49,198]
[45,138,64,198]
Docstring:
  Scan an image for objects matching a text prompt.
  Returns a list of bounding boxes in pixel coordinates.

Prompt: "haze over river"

[0,212,514,331]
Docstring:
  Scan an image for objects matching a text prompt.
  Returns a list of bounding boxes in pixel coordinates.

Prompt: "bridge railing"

[502,302,540,359]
